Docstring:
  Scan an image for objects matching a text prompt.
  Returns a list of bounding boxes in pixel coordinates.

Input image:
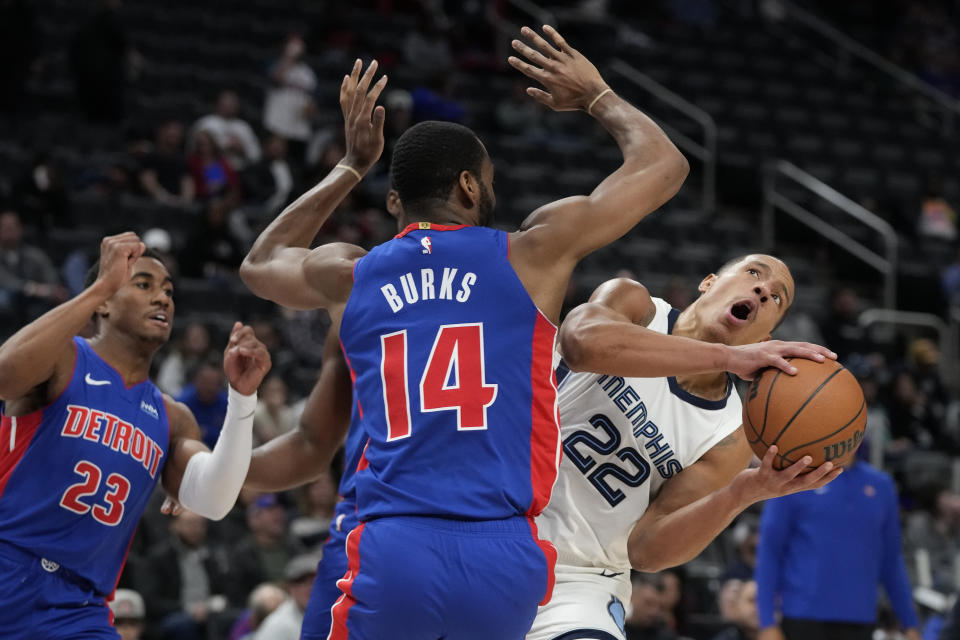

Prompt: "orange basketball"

[742,358,867,471]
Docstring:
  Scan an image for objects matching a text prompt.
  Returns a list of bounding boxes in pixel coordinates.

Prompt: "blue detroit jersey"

[0,337,169,595]
[340,223,561,521]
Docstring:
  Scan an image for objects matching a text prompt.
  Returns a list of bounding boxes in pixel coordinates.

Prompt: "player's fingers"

[770,357,798,375]
[360,75,388,123]
[760,445,779,471]
[801,460,835,486]
[542,24,574,55]
[352,59,379,115]
[339,74,351,114]
[372,104,386,136]
[520,26,562,59]
[512,39,551,67]
[781,454,814,482]
[508,56,546,82]
[814,467,843,488]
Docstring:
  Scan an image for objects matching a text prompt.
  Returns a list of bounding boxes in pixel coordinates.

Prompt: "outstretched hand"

[93,232,145,297]
[508,25,609,112]
[725,340,836,381]
[222,322,272,396]
[340,59,388,175]
[733,445,842,506]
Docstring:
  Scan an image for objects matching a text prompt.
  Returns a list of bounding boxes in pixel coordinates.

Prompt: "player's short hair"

[83,247,167,290]
[390,121,487,212]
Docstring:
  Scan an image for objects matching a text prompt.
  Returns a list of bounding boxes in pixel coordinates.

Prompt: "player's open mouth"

[727,300,756,325]
[148,313,169,328]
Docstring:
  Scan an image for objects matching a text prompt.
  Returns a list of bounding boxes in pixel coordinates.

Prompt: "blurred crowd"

[1,0,960,639]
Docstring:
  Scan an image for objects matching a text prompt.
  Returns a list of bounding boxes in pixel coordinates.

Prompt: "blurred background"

[1,0,959,638]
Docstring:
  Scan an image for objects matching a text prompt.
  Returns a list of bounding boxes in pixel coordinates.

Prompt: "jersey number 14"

[380,323,498,440]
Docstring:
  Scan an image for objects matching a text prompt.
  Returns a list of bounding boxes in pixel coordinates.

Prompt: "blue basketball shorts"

[0,541,119,640]
[300,511,356,640]
[327,515,556,640]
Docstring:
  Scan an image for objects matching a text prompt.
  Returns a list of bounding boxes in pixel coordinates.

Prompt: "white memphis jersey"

[537,296,743,572]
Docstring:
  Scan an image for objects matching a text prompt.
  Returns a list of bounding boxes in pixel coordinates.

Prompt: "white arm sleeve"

[177,386,257,520]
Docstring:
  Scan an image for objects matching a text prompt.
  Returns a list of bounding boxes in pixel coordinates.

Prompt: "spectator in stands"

[156,322,212,396]
[660,569,691,637]
[907,338,950,410]
[903,481,960,595]
[402,13,455,85]
[885,371,943,452]
[718,579,744,625]
[0,209,66,333]
[756,459,920,640]
[180,199,246,279]
[242,134,295,220]
[12,151,69,231]
[0,0,40,115]
[818,286,870,361]
[175,359,228,449]
[109,589,146,640]
[495,79,544,136]
[252,375,297,444]
[192,90,262,171]
[139,509,232,640]
[69,0,137,122]
[187,130,241,206]
[712,580,758,640]
[141,227,178,278]
[263,33,316,164]
[228,583,287,640]
[410,74,465,124]
[941,245,960,308]
[228,494,305,606]
[721,519,758,581]
[252,555,319,640]
[139,119,195,206]
[289,471,338,550]
[918,175,957,242]
[625,574,678,640]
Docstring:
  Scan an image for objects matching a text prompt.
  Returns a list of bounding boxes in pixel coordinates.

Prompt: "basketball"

[743,358,867,471]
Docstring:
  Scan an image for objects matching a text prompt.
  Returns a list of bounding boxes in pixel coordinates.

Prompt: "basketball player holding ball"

[527,254,843,640]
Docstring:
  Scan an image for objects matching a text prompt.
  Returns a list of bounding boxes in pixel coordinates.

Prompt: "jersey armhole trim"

[1,338,81,420]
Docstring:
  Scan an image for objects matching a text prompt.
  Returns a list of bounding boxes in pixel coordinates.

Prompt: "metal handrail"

[609,59,718,213]
[779,0,960,134]
[762,160,898,308]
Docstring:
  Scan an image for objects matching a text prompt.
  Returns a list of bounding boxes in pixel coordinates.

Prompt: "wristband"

[335,163,363,181]
[587,88,613,116]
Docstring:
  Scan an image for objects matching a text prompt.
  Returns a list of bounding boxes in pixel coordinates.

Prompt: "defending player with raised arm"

[0,233,269,640]
[527,256,843,640]
[240,25,689,640]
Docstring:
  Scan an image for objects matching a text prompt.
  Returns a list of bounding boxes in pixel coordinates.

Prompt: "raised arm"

[245,330,354,492]
[240,59,386,310]
[627,431,840,572]
[560,278,834,380]
[507,26,688,318]
[161,323,271,520]
[0,233,143,404]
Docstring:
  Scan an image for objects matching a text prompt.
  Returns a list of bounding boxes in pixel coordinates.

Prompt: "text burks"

[380,268,478,313]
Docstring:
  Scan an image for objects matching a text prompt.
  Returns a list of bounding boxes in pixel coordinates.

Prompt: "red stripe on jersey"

[527,516,557,606]
[339,342,363,420]
[0,412,43,501]
[394,222,468,239]
[329,522,366,640]
[527,311,561,516]
[356,440,370,472]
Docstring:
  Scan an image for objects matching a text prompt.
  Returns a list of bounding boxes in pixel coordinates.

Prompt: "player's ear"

[96,299,110,319]
[698,273,717,293]
[456,170,479,208]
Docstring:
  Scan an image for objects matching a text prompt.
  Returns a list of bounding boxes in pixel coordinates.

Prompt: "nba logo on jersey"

[421,237,432,254]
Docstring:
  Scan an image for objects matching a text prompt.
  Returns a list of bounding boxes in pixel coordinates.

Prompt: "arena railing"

[771,0,960,135]
[858,309,954,389]
[609,59,718,213]
[762,160,898,309]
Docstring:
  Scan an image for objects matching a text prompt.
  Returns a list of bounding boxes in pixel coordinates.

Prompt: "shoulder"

[162,394,201,441]
[590,278,657,326]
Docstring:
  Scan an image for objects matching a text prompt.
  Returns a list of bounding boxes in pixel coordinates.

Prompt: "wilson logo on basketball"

[823,428,864,462]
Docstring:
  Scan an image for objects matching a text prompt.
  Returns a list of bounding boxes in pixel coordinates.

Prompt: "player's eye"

[136,282,149,289]
[164,289,174,297]
[772,293,781,305]
[748,268,759,278]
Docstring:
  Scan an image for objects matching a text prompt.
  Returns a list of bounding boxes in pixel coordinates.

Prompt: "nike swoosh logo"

[600,570,624,578]
[84,373,111,386]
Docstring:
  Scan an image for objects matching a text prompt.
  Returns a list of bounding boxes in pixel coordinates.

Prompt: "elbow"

[238,258,264,295]
[662,149,690,197]
[629,546,669,573]
[559,328,595,373]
